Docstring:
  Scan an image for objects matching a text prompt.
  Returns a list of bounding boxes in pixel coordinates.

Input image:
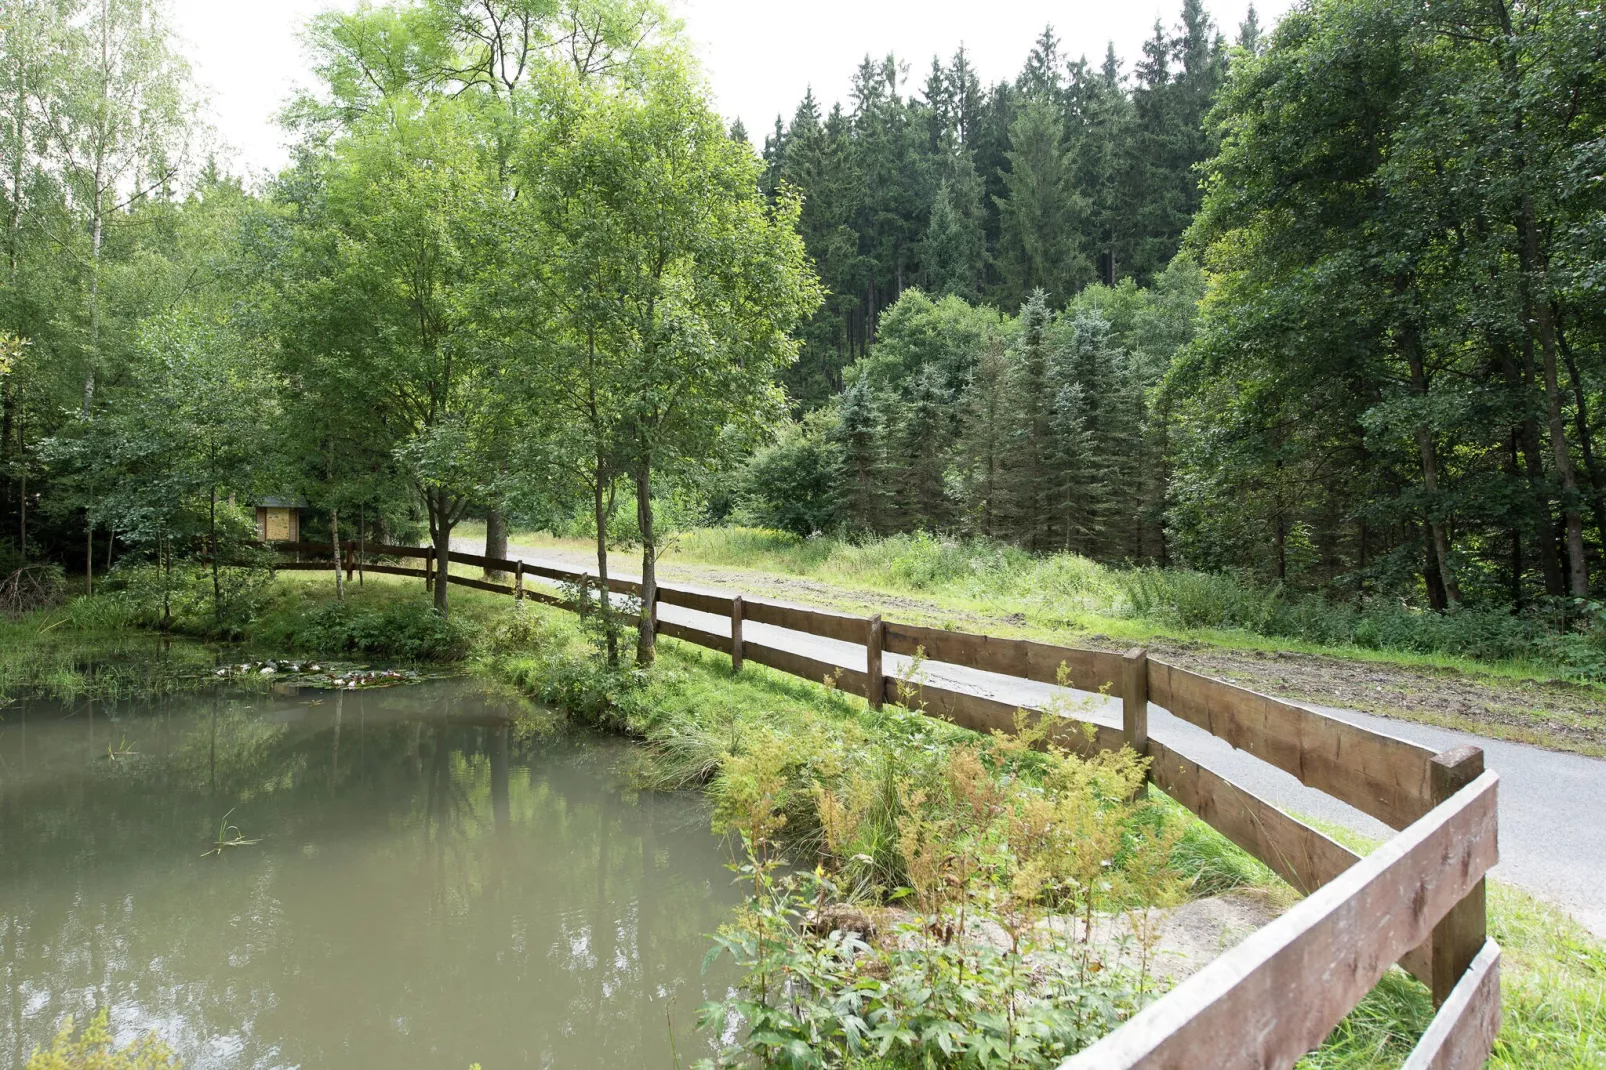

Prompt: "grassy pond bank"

[2,571,1603,1067]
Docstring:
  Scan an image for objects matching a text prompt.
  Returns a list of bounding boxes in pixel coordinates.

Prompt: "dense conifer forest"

[734,0,1606,626]
[0,0,1603,656]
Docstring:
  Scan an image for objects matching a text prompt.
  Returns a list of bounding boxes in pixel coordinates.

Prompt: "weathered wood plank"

[883,622,1127,696]
[867,615,884,711]
[1148,737,1433,986]
[445,550,521,573]
[352,563,426,579]
[730,596,744,671]
[445,574,515,596]
[657,585,734,616]
[743,641,870,697]
[1148,738,1361,897]
[1062,771,1499,1070]
[364,543,429,559]
[1147,660,1435,830]
[1429,747,1489,1006]
[742,599,869,644]
[659,619,733,655]
[271,540,336,555]
[886,678,1127,758]
[1123,648,1149,753]
[518,561,640,595]
[1402,940,1502,1070]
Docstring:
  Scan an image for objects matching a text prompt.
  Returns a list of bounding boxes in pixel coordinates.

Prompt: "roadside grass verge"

[478,602,1605,1068]
[465,522,1605,688]
[460,523,1606,755]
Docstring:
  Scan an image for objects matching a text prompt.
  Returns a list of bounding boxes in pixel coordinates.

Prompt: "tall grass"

[669,528,1606,681]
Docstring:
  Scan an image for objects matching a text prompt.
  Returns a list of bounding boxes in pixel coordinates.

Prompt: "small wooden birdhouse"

[255,497,306,543]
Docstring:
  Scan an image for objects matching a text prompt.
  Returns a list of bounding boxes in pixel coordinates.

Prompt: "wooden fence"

[273,540,1502,1069]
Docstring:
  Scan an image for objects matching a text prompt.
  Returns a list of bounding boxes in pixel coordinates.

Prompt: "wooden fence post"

[730,595,744,672]
[515,561,525,606]
[867,614,884,710]
[1430,745,1487,1007]
[344,541,354,583]
[1122,647,1149,755]
[424,553,433,593]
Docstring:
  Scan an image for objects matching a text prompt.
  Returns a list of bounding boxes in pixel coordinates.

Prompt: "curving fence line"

[271,539,1501,1070]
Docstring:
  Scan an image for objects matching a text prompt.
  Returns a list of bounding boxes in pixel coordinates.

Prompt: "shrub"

[26,1009,179,1070]
[737,416,842,537]
[695,709,1183,1069]
[291,597,474,662]
[106,559,276,638]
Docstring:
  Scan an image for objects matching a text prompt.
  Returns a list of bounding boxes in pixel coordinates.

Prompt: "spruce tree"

[956,338,1015,537]
[994,104,1091,307]
[888,363,953,530]
[834,377,887,534]
[1002,290,1059,549]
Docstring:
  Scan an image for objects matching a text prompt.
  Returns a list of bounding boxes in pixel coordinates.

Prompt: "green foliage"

[695,865,1137,1069]
[737,414,842,537]
[1120,568,1606,676]
[104,557,278,639]
[25,1009,180,1070]
[276,596,474,662]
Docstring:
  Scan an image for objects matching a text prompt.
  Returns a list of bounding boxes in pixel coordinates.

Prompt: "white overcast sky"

[170,0,1293,179]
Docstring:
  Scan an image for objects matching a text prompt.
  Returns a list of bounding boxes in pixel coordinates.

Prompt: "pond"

[0,677,741,1069]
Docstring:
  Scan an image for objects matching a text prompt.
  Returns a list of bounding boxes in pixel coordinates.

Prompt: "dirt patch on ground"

[867,890,1284,986]
[503,541,1606,755]
[1129,639,1606,753]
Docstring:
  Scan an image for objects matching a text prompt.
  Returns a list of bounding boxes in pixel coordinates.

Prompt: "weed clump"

[695,710,1184,1069]
[25,1009,179,1070]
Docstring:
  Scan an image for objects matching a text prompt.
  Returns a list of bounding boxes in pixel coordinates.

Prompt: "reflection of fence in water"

[269,538,1502,1069]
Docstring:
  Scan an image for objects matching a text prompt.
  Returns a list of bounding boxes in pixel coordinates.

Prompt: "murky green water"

[0,678,740,1069]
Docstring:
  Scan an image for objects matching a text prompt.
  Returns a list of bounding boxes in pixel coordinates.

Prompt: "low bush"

[101,559,277,638]
[282,596,474,661]
[25,1009,179,1070]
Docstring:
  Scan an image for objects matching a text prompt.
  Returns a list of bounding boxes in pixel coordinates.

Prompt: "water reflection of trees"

[0,679,738,1069]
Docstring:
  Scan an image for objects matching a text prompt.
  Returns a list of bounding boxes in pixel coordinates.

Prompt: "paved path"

[465,539,1606,937]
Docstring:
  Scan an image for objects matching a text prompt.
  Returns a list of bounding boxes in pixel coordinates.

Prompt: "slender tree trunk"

[1404,329,1461,605]
[431,490,449,616]
[8,19,25,279]
[1503,341,1567,596]
[635,456,657,666]
[15,406,23,558]
[1558,328,1606,556]
[1273,508,1287,582]
[84,514,93,596]
[330,506,344,602]
[484,508,508,579]
[208,487,222,626]
[592,461,617,667]
[1491,0,1589,596]
[1508,434,1525,609]
[1423,525,1448,611]
[1524,233,1588,596]
[85,0,110,416]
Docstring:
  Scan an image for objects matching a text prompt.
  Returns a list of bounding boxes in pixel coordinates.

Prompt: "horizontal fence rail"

[267,539,1499,1067]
